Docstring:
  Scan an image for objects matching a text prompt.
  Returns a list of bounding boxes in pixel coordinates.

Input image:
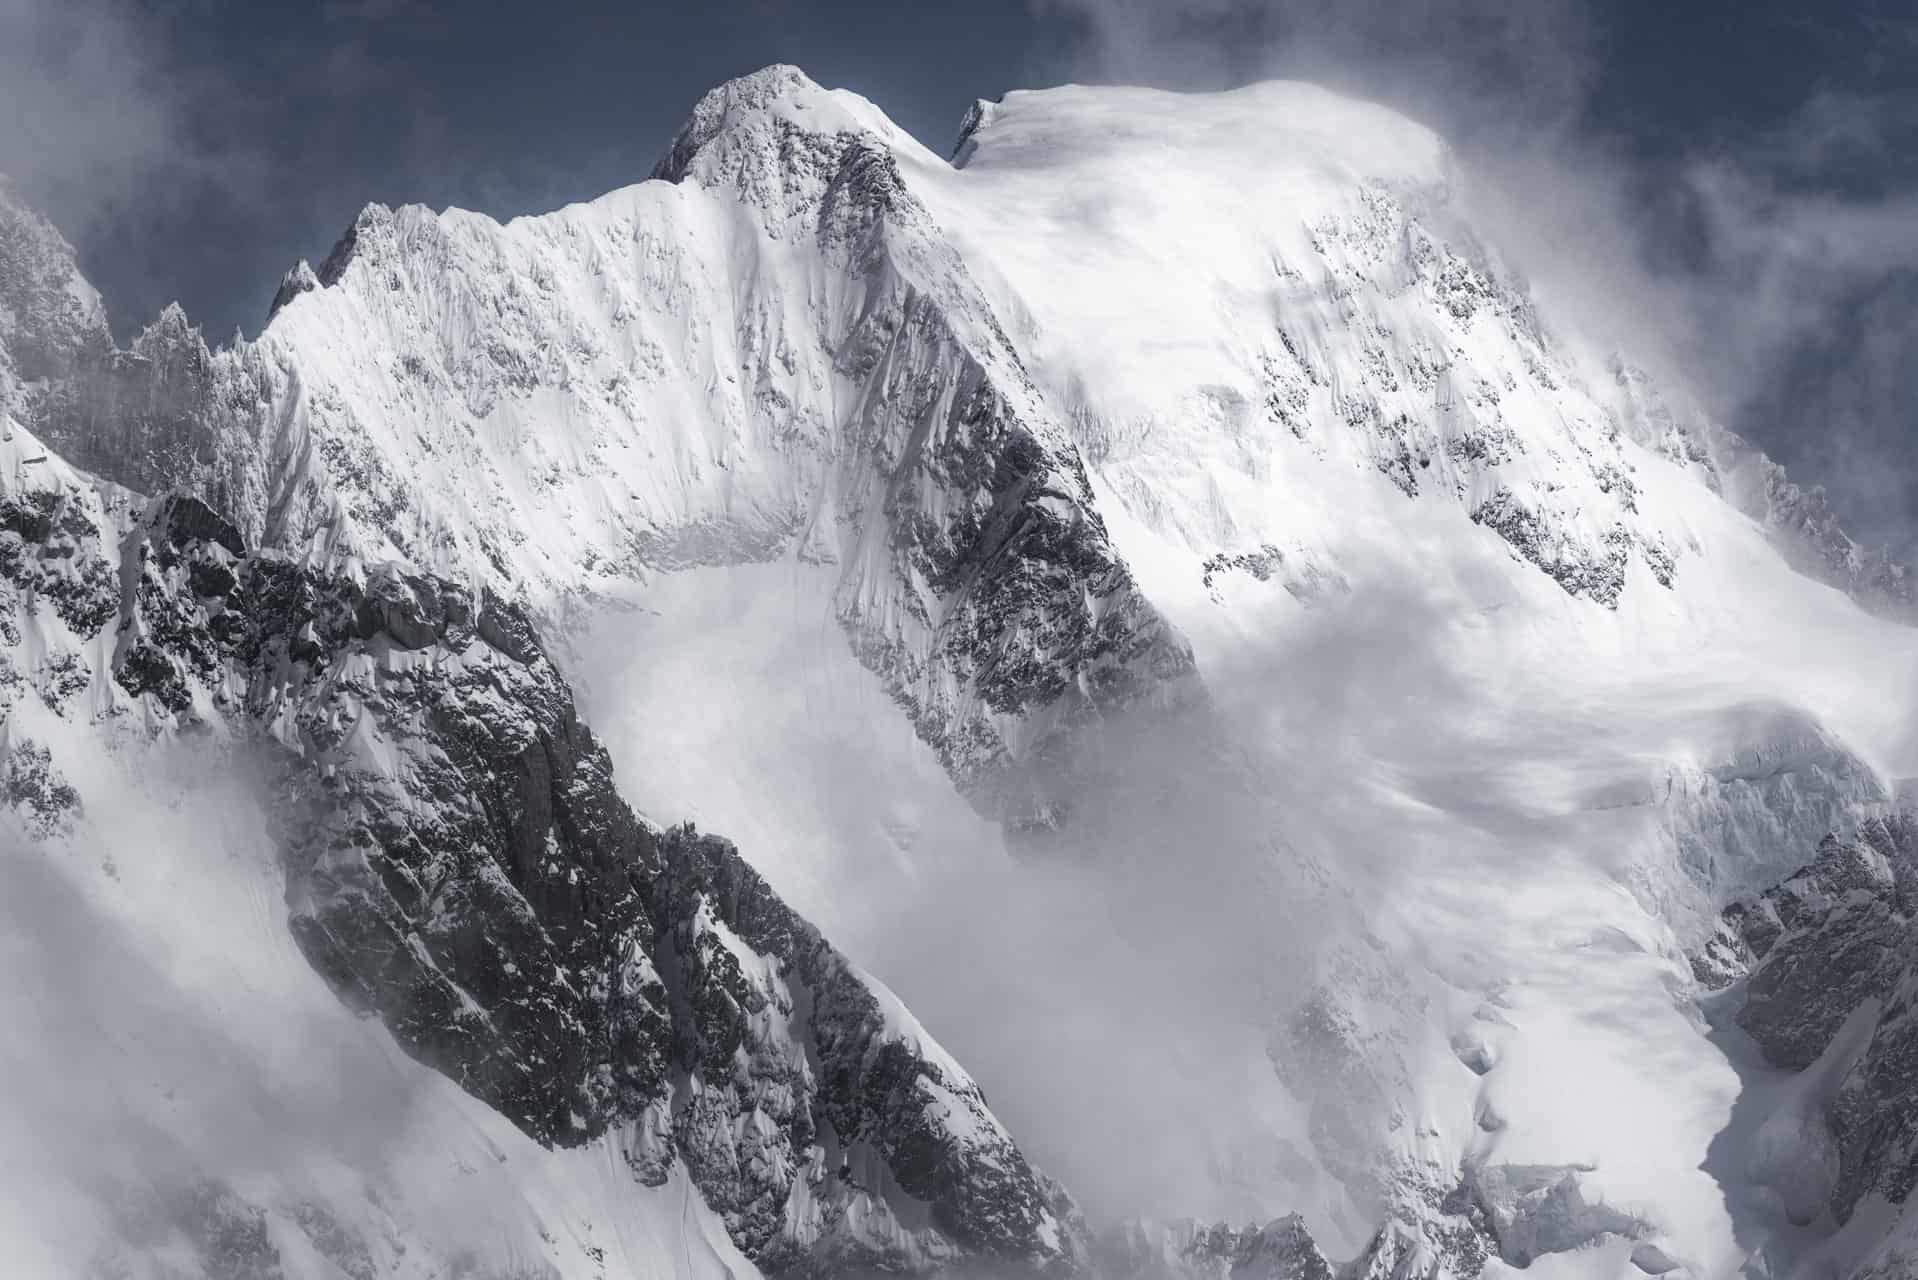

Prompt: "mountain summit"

[2,65,1917,1279]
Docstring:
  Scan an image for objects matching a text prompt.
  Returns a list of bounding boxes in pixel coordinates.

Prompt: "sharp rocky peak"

[0,180,112,391]
[10,65,1918,1279]
[0,405,1093,1276]
[650,62,906,185]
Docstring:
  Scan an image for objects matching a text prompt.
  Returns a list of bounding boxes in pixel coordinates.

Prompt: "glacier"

[2,61,1917,1280]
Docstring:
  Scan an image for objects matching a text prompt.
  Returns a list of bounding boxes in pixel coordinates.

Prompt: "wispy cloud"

[1030,0,1918,556]
[321,0,431,23]
[0,0,267,248]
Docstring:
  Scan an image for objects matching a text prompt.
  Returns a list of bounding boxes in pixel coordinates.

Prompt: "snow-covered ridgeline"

[0,406,1084,1277]
[5,60,1918,1279]
[922,80,1914,624]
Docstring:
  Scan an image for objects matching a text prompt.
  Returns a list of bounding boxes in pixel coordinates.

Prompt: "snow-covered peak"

[130,299,202,353]
[895,76,1918,627]
[266,257,321,322]
[652,63,924,185]
[0,179,112,399]
[952,78,1451,197]
[7,68,1918,1277]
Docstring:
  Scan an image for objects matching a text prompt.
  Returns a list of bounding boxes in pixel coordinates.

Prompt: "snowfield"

[0,740,754,1280]
[2,62,1917,1279]
[577,72,1918,1276]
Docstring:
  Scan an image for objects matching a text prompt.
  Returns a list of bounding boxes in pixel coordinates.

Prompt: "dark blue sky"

[17,0,1081,340]
[7,0,1917,554]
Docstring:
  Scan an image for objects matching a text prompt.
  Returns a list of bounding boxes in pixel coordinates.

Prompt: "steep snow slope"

[0,737,757,1280]
[893,76,1918,1273]
[567,72,1918,1275]
[2,73,1195,828]
[7,63,1918,1280]
[920,81,1914,621]
[0,388,1088,1277]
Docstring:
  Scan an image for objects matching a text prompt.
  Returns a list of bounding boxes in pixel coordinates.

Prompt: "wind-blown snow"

[0,740,754,1280]
[6,60,1918,1278]
[574,72,1918,1276]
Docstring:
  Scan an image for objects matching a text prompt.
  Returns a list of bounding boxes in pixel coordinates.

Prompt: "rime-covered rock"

[0,414,1080,1276]
[8,61,1918,1280]
[1715,813,1918,1228]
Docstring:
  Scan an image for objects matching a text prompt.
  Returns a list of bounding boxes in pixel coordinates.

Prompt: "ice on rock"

[4,60,1918,1280]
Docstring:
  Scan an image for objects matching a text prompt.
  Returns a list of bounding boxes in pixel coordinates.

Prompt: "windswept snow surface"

[7,63,1918,1277]
[576,77,1918,1276]
[921,81,1918,1271]
[0,738,756,1280]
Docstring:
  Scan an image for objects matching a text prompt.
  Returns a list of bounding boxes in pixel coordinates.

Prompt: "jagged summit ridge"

[915,74,1917,621]
[14,65,1910,627]
[0,178,111,395]
[6,64,1918,1279]
[0,402,1090,1276]
[651,63,907,185]
[15,64,1196,825]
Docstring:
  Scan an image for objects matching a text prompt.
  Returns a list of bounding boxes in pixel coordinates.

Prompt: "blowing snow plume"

[0,742,620,1280]
[572,563,1341,1237]
[569,544,1744,1257]
[1032,0,1918,563]
[569,506,1915,1272]
[8,36,1918,1279]
[542,58,1918,1274]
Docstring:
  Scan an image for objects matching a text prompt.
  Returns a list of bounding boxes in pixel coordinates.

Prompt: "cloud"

[0,738,590,1276]
[1758,90,1918,180]
[1028,0,1918,557]
[0,0,267,248]
[1033,0,1595,132]
[571,563,1508,1242]
[0,0,639,341]
[321,0,431,22]
[0,746,411,1270]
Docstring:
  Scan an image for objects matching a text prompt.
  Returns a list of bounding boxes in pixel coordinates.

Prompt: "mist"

[569,564,1352,1232]
[562,559,1543,1246]
[1029,0,1918,561]
[0,737,643,1279]
[567,449,1918,1249]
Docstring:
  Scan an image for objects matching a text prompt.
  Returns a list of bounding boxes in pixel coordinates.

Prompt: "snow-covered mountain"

[0,169,1087,1275]
[3,64,1918,1280]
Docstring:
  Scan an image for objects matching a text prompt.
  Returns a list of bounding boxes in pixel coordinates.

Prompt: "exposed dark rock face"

[1760,462,1916,620]
[115,488,673,1145]
[655,827,1087,1274]
[1723,818,1918,1071]
[1,736,80,836]
[91,1179,288,1280]
[1711,814,1918,1225]
[0,482,122,640]
[21,455,1082,1276]
[1611,361,1918,623]
[1468,489,1633,608]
